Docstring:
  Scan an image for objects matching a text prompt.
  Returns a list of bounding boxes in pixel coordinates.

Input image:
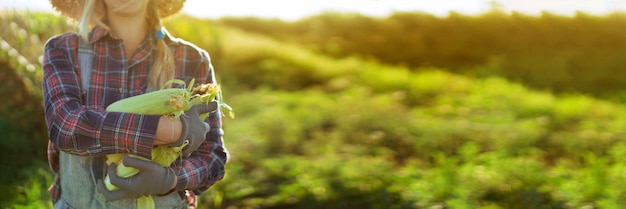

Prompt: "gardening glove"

[97,155,177,200]
[170,101,218,157]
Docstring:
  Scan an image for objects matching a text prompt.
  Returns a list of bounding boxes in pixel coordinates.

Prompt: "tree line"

[214,11,626,100]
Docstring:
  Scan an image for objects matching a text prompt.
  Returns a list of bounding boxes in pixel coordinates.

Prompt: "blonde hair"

[78,0,175,90]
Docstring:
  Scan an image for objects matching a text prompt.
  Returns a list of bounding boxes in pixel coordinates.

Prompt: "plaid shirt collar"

[87,25,109,44]
[87,25,178,46]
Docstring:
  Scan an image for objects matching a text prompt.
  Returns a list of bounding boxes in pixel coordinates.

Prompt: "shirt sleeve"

[42,34,159,159]
[170,49,229,194]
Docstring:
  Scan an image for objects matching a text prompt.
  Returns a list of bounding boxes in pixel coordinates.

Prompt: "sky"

[2,0,626,21]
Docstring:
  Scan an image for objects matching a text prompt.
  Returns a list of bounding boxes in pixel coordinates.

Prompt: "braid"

[146,0,176,90]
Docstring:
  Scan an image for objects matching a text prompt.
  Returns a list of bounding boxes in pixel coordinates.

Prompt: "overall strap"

[77,38,94,96]
[75,37,107,181]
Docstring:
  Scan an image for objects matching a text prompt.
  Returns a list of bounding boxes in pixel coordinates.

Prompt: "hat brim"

[49,0,185,20]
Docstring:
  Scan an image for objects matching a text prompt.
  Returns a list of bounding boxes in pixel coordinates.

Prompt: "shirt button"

[118,88,123,93]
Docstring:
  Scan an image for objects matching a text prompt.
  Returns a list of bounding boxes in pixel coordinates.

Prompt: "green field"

[2,10,626,208]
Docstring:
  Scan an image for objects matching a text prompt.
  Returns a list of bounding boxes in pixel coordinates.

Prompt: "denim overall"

[53,38,187,209]
[54,152,187,209]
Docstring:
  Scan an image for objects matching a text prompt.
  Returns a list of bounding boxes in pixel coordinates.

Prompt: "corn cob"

[106,88,190,118]
[103,79,232,209]
[106,79,191,119]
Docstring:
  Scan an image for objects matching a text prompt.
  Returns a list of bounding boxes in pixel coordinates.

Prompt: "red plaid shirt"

[42,26,228,205]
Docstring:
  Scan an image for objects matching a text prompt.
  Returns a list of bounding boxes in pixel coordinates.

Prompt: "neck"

[107,12,148,56]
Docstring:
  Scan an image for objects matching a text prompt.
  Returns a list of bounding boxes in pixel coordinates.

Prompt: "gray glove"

[171,102,218,156]
[96,155,177,200]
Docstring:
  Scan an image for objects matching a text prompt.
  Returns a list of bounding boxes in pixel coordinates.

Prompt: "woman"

[43,0,228,208]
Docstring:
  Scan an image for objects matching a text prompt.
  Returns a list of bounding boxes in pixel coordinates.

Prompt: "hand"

[171,102,218,156]
[97,155,177,200]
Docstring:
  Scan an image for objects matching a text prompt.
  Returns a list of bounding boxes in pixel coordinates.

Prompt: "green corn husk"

[106,88,190,119]
[151,140,189,166]
[137,196,154,209]
[103,79,232,209]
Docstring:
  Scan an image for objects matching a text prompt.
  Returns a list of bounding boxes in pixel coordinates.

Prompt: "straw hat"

[49,0,186,20]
